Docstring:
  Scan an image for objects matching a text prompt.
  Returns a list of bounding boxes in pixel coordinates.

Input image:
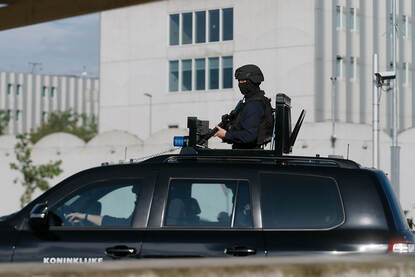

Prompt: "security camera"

[374,71,396,80]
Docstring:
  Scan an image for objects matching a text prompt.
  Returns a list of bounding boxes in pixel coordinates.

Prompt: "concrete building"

[98,0,415,211]
[100,0,415,138]
[0,72,99,134]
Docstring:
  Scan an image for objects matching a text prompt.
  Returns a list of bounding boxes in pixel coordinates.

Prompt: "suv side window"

[49,180,142,228]
[164,179,252,228]
[260,173,344,229]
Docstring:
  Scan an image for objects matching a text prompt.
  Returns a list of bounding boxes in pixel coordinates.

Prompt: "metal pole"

[391,0,400,198]
[330,77,337,154]
[149,96,152,136]
[373,54,379,168]
[144,93,152,137]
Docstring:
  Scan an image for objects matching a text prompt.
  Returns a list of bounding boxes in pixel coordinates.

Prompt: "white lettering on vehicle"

[42,257,104,264]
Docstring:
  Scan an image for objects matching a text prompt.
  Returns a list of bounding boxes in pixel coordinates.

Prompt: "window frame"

[181,12,193,45]
[48,177,149,230]
[259,172,346,231]
[402,15,409,39]
[402,62,409,86]
[195,10,207,44]
[336,5,345,30]
[336,55,344,79]
[169,60,179,92]
[222,7,234,41]
[161,177,253,229]
[181,59,193,91]
[169,8,233,46]
[169,56,232,93]
[349,7,359,32]
[169,13,180,46]
[349,56,357,81]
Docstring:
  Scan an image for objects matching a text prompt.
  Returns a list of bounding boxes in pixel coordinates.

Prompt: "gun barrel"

[197,126,219,146]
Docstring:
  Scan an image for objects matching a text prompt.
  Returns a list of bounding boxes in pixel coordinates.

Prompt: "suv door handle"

[224,246,256,256]
[105,245,137,258]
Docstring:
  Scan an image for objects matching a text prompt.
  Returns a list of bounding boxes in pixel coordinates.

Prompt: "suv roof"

[131,148,361,169]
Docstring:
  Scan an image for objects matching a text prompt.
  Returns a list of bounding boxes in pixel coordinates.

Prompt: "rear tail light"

[388,240,415,254]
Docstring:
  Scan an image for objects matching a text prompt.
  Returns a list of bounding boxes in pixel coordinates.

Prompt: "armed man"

[213,64,273,149]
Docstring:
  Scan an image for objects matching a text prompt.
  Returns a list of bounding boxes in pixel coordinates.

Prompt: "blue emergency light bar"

[174,136,188,147]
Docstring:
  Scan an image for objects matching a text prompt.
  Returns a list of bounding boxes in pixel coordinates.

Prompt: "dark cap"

[234,64,264,84]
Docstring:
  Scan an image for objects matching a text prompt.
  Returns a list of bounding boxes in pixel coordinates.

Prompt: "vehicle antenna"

[125,147,127,160]
[347,144,350,160]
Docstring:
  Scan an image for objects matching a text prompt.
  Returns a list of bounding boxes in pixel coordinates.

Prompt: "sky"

[0,13,99,77]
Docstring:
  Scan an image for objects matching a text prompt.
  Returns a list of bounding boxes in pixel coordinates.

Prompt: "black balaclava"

[235,64,264,98]
[238,80,260,98]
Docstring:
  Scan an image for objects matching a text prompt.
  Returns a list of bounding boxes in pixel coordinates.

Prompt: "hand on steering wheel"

[65,212,87,226]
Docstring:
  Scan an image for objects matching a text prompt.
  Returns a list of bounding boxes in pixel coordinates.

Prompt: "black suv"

[0,148,413,262]
[0,94,413,262]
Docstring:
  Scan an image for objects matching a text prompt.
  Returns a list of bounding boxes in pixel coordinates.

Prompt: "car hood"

[0,213,17,223]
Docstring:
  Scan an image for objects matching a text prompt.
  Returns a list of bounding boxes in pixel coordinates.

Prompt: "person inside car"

[65,185,140,227]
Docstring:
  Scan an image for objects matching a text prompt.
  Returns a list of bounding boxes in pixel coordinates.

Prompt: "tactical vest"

[229,94,274,146]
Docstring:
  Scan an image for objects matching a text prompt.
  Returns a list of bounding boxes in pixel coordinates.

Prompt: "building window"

[402,15,409,38]
[41,111,47,123]
[336,56,343,78]
[349,8,358,31]
[51,87,55,97]
[16,84,21,96]
[196,11,206,43]
[222,8,233,41]
[336,6,345,29]
[6,109,10,118]
[182,59,192,91]
[7,84,12,95]
[402,62,409,86]
[195,58,206,90]
[15,110,20,121]
[169,14,180,46]
[350,57,356,80]
[169,56,232,92]
[170,8,233,45]
[169,60,179,92]
[208,9,220,42]
[182,12,193,44]
[222,56,233,89]
[389,13,395,36]
[42,86,47,97]
[208,57,219,89]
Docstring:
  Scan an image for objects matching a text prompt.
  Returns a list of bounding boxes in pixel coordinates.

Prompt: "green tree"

[10,134,63,207]
[0,110,10,135]
[30,111,98,143]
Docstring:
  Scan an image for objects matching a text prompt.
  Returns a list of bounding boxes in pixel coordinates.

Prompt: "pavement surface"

[0,255,414,277]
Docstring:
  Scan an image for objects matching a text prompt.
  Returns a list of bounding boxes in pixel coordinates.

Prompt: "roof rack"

[138,148,360,169]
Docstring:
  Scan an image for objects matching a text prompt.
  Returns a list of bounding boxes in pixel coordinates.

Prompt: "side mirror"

[29,203,49,232]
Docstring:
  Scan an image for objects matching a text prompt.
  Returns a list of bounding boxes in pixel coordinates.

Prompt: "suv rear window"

[260,173,344,229]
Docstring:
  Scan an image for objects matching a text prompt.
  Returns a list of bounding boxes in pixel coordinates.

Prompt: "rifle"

[197,100,243,146]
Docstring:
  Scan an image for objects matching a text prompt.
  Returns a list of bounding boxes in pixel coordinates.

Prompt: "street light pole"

[391,0,400,198]
[330,77,337,155]
[144,93,152,137]
[372,54,380,169]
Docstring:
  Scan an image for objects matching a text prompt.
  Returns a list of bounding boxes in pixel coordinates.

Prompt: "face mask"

[238,81,259,95]
[238,82,250,95]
